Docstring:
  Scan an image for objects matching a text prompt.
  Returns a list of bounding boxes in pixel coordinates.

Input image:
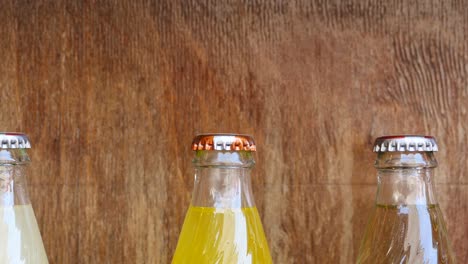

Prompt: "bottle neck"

[191,151,256,208]
[376,168,437,205]
[0,149,31,206]
[375,151,438,206]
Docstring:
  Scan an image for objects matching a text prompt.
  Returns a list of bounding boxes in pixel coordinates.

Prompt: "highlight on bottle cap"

[0,132,31,149]
[192,133,256,151]
[373,135,438,152]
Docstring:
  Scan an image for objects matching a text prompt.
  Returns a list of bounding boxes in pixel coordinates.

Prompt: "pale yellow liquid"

[172,206,272,264]
[357,204,455,264]
[0,205,48,263]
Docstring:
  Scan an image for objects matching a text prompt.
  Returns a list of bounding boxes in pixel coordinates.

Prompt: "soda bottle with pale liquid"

[357,135,456,264]
[0,133,48,263]
[172,134,272,263]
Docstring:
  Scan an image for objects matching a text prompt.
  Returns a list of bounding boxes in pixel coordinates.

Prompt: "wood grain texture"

[1,0,467,263]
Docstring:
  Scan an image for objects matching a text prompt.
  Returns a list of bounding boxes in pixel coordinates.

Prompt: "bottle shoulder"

[357,204,456,264]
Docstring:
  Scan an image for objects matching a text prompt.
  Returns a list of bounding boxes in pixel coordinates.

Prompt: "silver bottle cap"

[0,133,31,149]
[373,135,438,152]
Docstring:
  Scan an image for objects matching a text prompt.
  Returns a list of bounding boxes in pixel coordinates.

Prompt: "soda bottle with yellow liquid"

[0,133,48,263]
[357,135,456,264]
[172,134,272,264]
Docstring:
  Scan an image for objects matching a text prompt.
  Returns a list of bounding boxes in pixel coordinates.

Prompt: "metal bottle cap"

[373,135,438,152]
[192,133,256,151]
[0,132,31,149]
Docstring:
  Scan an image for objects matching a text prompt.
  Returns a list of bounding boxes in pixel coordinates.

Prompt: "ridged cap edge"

[0,133,31,149]
[192,134,256,151]
[373,135,438,152]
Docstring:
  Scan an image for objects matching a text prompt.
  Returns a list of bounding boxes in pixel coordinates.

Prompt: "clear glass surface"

[0,149,48,263]
[357,152,455,264]
[172,151,272,264]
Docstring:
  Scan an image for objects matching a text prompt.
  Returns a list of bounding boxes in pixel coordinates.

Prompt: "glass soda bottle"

[357,135,456,264]
[172,134,272,263]
[0,133,48,263]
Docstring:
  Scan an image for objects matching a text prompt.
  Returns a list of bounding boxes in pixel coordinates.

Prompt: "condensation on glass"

[0,132,48,263]
[357,135,456,264]
[172,134,272,264]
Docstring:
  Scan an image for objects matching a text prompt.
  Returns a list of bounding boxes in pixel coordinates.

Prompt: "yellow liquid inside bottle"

[357,204,455,264]
[172,206,272,264]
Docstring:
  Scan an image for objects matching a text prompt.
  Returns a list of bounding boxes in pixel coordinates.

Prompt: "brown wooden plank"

[0,0,467,263]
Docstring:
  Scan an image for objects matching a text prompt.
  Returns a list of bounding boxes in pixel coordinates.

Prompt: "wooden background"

[1,1,467,263]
